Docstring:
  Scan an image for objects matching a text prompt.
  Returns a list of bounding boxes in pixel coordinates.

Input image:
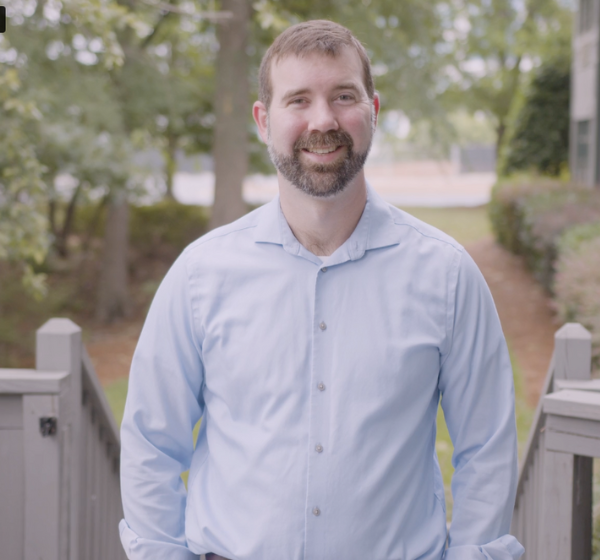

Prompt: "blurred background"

[3,0,600,546]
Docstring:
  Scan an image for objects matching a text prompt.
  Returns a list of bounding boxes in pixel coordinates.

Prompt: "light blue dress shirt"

[120,185,524,560]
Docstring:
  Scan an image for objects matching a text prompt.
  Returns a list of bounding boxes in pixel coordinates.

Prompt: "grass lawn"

[103,205,535,514]
[400,205,492,246]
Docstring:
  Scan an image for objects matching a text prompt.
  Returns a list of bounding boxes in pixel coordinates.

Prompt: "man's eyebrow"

[333,83,361,93]
[281,88,311,101]
[280,83,362,102]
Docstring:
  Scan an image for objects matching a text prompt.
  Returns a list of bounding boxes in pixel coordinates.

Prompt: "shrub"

[503,62,570,177]
[129,201,210,259]
[553,234,600,372]
[489,179,600,290]
[74,200,210,260]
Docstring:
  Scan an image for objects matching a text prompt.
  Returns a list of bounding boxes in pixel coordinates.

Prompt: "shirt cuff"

[444,535,524,560]
[119,519,200,560]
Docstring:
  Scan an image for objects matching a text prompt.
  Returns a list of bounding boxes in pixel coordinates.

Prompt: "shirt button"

[313,507,321,516]
[317,382,326,391]
[315,444,323,453]
[321,266,328,272]
[319,322,327,331]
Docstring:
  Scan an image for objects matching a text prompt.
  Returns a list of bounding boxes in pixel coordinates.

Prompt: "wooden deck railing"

[511,322,597,560]
[0,318,126,560]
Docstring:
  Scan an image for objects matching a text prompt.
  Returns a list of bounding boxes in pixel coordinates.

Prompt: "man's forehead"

[270,49,365,97]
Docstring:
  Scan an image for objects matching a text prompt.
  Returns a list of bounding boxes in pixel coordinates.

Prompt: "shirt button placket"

[306,268,330,558]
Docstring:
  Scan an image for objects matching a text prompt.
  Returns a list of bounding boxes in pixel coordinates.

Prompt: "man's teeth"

[308,146,337,154]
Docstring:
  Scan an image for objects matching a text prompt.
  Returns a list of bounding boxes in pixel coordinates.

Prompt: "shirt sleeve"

[438,250,524,560]
[119,251,204,560]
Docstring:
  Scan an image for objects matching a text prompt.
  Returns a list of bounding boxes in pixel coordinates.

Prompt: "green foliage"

[489,179,600,290]
[503,62,570,177]
[74,200,210,258]
[553,235,600,372]
[129,202,210,258]
[557,221,600,256]
[0,67,49,298]
[490,178,600,372]
[443,0,572,151]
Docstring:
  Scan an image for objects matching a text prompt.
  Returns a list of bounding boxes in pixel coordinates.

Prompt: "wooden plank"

[543,389,600,421]
[553,323,592,384]
[82,348,121,447]
[546,429,600,457]
[58,423,72,560]
[572,456,592,560]
[546,414,600,440]
[540,450,574,560]
[555,378,600,392]
[0,370,69,394]
[0,394,22,428]
[0,428,24,560]
[535,430,546,555]
[22,394,61,560]
[36,318,83,560]
[78,397,91,558]
[516,355,555,499]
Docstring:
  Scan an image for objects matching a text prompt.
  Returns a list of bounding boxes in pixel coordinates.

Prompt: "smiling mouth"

[304,146,342,154]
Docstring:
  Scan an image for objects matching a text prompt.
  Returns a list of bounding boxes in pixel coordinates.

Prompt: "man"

[120,20,524,560]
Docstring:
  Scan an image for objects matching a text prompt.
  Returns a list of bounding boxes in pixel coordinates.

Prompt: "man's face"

[254,48,379,198]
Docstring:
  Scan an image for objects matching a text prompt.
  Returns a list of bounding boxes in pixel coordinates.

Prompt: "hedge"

[489,179,600,290]
[489,179,600,372]
[74,199,211,260]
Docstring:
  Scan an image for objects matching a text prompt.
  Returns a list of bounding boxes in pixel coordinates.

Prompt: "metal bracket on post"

[39,417,58,437]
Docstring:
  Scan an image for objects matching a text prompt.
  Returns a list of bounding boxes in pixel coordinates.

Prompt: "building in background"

[571,0,600,186]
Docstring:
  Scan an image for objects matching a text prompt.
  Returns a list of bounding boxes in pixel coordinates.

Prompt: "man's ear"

[372,92,381,128]
[253,101,269,144]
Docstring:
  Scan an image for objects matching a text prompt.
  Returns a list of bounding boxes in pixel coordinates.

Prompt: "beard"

[267,127,372,199]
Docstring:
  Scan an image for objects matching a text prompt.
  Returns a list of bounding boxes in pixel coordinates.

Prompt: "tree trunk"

[55,181,83,258]
[496,119,507,159]
[164,132,177,200]
[95,190,130,323]
[209,0,251,230]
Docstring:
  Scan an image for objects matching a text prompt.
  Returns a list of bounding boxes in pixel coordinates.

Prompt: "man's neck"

[278,172,368,257]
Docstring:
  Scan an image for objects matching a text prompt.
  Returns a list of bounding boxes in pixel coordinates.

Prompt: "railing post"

[540,323,592,560]
[26,319,83,560]
[553,323,592,388]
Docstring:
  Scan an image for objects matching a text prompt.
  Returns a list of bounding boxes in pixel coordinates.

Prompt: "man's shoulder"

[182,203,268,259]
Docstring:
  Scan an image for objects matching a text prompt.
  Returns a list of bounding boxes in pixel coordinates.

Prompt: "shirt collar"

[253,183,401,263]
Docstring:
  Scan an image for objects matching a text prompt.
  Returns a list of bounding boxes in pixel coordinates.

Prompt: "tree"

[503,61,570,177]
[3,0,217,321]
[442,0,572,154]
[210,0,253,230]
[0,67,48,297]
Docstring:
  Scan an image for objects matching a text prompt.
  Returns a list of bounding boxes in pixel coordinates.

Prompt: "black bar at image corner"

[0,7,5,34]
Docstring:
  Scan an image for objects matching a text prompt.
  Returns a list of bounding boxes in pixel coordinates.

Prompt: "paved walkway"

[173,161,496,208]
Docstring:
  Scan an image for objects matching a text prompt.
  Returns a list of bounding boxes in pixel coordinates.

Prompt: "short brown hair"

[258,20,375,109]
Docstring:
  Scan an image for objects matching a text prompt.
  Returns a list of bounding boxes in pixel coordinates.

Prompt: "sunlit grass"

[400,205,492,246]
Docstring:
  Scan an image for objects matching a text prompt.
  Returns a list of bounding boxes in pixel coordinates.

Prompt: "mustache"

[294,130,354,151]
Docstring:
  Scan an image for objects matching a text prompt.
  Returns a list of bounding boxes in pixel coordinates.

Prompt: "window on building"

[575,120,591,184]
[579,0,594,34]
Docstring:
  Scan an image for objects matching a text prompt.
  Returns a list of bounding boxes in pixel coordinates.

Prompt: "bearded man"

[119,20,524,560]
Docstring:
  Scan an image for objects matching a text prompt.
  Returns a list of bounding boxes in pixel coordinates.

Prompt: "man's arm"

[120,252,204,560]
[438,250,524,560]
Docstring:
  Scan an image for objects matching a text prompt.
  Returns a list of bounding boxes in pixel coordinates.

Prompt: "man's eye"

[338,94,355,102]
[290,98,306,105]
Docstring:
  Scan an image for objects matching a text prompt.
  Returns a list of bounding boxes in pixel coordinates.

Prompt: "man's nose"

[307,100,339,133]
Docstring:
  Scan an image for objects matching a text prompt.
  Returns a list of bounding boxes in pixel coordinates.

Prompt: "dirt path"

[465,237,556,407]
[88,237,557,407]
